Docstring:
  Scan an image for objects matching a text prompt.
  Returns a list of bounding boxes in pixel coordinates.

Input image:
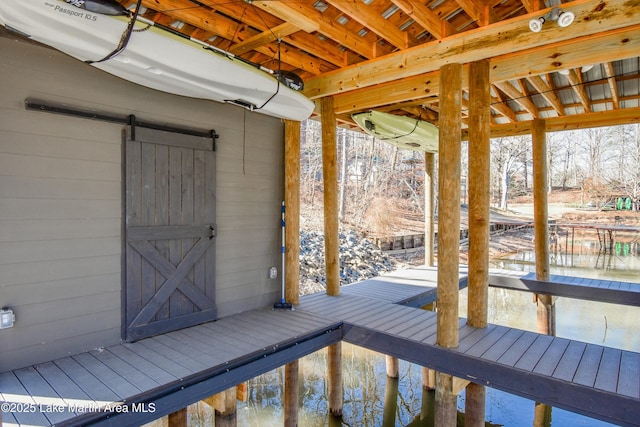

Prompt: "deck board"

[594,347,622,393]
[552,341,587,381]
[2,268,639,427]
[12,367,75,425]
[573,344,604,387]
[618,351,640,398]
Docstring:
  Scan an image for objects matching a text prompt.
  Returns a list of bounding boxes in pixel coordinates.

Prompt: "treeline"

[299,121,640,230]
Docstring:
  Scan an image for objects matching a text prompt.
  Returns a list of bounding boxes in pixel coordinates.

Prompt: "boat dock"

[1,268,639,426]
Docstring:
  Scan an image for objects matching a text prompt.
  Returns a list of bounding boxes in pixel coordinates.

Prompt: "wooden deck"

[1,268,639,426]
[488,269,640,306]
[300,275,640,427]
[0,310,342,427]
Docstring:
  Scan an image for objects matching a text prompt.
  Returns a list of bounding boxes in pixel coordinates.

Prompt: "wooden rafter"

[493,81,539,118]
[564,69,591,113]
[455,0,499,25]
[526,74,565,116]
[110,0,640,136]
[324,0,410,49]
[604,62,621,110]
[390,0,455,38]
[303,0,639,98]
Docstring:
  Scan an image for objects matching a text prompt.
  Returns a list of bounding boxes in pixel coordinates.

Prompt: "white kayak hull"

[352,110,439,152]
[0,0,315,121]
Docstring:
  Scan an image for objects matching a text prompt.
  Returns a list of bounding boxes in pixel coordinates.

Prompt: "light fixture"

[528,6,575,32]
[556,10,575,27]
[529,16,545,32]
[0,308,15,329]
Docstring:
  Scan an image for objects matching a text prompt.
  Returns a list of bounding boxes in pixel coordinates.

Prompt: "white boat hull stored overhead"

[0,0,315,121]
[352,110,439,153]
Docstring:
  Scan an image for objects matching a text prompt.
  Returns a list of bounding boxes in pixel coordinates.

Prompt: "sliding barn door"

[124,128,216,341]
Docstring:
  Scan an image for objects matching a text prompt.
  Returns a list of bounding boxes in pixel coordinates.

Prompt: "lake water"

[188,239,640,426]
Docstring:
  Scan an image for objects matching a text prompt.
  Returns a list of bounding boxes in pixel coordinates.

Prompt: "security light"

[0,308,15,329]
[529,17,545,32]
[528,6,574,32]
[556,10,575,27]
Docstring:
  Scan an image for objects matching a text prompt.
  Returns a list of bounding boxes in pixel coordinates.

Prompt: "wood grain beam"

[455,0,498,25]
[331,24,640,114]
[565,69,591,113]
[604,62,621,109]
[304,0,640,98]
[493,81,539,118]
[483,107,640,138]
[520,0,542,13]
[229,23,299,55]
[390,0,455,39]
[251,0,376,59]
[526,75,565,116]
[324,0,410,49]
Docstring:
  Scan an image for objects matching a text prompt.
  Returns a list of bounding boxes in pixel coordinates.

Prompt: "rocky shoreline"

[299,230,398,295]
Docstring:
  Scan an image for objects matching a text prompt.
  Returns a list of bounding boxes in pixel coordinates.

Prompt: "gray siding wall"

[0,31,285,372]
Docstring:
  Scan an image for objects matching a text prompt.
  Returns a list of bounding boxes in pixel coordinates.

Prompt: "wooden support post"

[467,59,490,329]
[465,58,490,427]
[328,342,343,416]
[424,152,436,267]
[214,387,237,427]
[422,366,436,390]
[168,407,187,427]
[385,355,399,378]
[383,376,399,427]
[434,372,457,426]
[321,96,340,296]
[285,360,299,427]
[465,382,486,427]
[284,119,301,305]
[435,62,462,427]
[436,62,462,349]
[532,118,556,336]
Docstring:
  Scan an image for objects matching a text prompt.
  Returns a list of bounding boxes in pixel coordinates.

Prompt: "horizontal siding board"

[2,255,120,286]
[0,308,120,357]
[0,198,120,221]
[0,218,119,242]
[0,237,120,264]
[0,273,119,305]
[0,152,120,182]
[0,129,120,161]
[0,176,120,201]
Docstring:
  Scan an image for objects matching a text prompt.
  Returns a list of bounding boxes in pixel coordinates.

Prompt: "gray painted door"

[124,128,216,341]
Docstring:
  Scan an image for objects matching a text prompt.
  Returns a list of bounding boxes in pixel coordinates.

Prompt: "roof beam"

[304,0,640,98]
[229,23,299,55]
[390,0,455,39]
[526,74,565,116]
[324,0,410,49]
[331,24,640,114]
[250,1,377,59]
[485,107,640,138]
[565,69,591,113]
[520,0,543,13]
[454,0,498,25]
[603,62,621,109]
[494,81,539,118]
